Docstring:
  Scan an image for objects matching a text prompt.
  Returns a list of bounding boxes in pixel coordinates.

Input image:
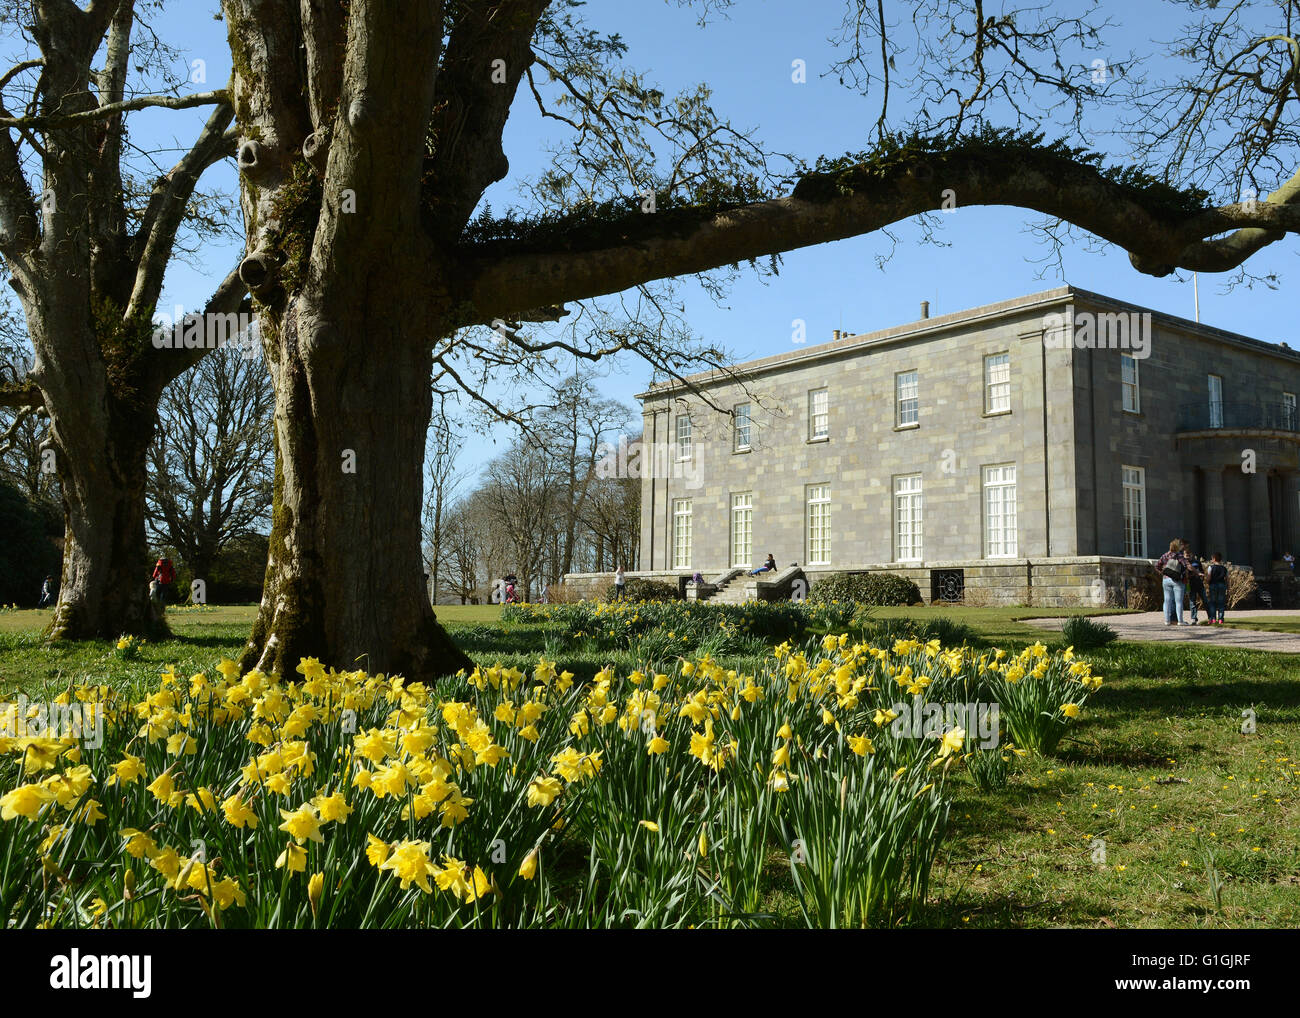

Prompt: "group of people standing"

[1155,539,1229,626]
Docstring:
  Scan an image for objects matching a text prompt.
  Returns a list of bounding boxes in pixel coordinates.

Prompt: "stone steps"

[709,579,758,603]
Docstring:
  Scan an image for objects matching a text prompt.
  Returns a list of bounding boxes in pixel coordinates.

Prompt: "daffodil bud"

[307,871,324,914]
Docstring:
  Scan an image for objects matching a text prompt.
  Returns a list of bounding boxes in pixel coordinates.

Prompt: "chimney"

[832,329,843,341]
[920,300,930,319]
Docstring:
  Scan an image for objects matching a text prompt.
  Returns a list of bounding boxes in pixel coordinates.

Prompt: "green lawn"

[1,599,1297,927]
[1222,615,1300,635]
[0,604,501,699]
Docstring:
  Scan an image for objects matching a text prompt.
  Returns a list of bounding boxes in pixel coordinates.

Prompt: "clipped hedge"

[501,599,831,649]
[809,572,922,607]
[602,577,680,602]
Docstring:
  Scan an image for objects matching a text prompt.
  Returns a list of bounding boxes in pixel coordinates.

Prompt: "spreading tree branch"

[458,136,1300,320]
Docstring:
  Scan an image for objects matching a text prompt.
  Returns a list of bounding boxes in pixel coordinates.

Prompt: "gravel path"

[1021,610,1300,654]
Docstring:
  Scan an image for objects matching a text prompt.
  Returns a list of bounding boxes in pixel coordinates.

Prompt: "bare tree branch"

[127,99,237,319]
[0,87,229,128]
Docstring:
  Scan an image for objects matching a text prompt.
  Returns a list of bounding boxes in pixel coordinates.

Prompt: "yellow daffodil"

[276,843,308,873]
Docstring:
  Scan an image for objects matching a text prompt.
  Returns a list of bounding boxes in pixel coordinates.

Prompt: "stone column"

[1283,471,1300,557]
[1249,469,1273,575]
[1203,467,1227,557]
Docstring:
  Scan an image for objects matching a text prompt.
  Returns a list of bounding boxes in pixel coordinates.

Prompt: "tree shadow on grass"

[1052,734,1188,769]
[163,633,250,652]
[1093,679,1300,716]
[904,891,1116,928]
[447,624,563,657]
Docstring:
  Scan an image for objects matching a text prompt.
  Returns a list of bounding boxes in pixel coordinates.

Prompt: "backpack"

[1207,563,1227,584]
[1161,555,1186,581]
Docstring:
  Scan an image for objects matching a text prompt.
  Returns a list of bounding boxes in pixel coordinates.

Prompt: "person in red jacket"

[151,557,176,605]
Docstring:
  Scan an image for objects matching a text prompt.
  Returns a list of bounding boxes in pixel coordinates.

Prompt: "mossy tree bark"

[43,378,158,641]
[226,0,479,679]
[240,281,472,678]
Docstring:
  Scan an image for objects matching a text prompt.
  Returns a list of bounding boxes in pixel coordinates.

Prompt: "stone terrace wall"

[563,558,1165,607]
[559,571,685,601]
[800,557,1162,608]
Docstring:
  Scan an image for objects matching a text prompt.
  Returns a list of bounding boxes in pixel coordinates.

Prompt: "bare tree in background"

[536,373,632,579]
[581,454,642,574]
[421,396,466,604]
[146,338,273,585]
[478,440,560,601]
[439,499,485,604]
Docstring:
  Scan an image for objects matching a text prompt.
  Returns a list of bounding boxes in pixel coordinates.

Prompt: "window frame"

[1208,374,1223,428]
[895,370,919,428]
[1121,465,1147,558]
[675,414,693,461]
[732,403,752,452]
[984,352,1011,415]
[805,484,832,566]
[672,498,693,569]
[894,473,923,562]
[982,464,1017,558]
[1121,353,1141,414]
[730,491,753,568]
[808,387,830,441]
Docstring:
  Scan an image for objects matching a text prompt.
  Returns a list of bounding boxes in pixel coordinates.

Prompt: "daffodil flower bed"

[0,637,1100,928]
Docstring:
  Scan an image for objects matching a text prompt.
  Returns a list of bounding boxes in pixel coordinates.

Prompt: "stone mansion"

[628,286,1300,606]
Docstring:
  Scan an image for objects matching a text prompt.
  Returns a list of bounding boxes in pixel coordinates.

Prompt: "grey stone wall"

[1070,292,1300,564]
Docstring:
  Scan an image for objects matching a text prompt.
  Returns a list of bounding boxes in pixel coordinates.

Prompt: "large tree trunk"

[225,0,479,682]
[23,277,162,641]
[46,394,159,640]
[240,283,472,680]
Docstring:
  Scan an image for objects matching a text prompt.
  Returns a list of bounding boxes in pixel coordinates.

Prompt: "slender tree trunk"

[189,547,217,598]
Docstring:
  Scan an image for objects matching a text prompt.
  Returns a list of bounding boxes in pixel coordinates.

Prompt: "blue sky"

[130,2,1299,481]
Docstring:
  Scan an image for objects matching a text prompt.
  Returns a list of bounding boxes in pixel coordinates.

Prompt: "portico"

[1177,417,1300,572]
